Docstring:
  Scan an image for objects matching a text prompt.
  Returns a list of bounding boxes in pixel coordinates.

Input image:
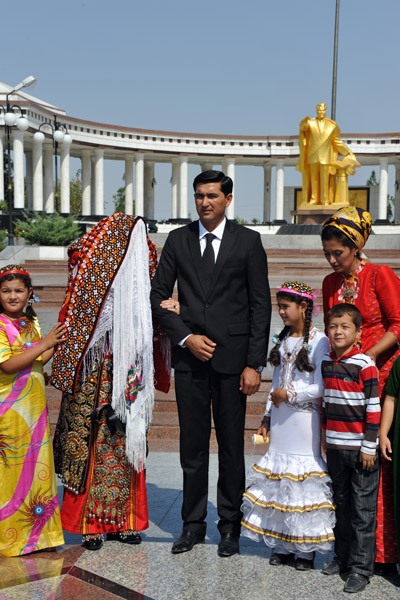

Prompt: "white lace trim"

[111,220,154,472]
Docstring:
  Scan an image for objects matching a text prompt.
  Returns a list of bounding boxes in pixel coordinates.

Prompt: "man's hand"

[239,367,261,396]
[185,334,216,362]
[359,451,376,471]
[270,388,287,408]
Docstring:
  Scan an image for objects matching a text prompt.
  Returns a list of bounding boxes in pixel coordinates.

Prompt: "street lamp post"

[35,116,71,212]
[0,76,37,245]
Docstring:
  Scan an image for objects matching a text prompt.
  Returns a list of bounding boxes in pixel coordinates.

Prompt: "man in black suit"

[150,170,271,556]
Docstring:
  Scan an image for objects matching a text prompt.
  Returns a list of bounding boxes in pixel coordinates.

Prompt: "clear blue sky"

[4,0,399,220]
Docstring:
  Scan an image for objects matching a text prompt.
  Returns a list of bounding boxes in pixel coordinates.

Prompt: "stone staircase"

[26,260,68,309]
[26,249,400,310]
[46,376,272,456]
[38,247,400,454]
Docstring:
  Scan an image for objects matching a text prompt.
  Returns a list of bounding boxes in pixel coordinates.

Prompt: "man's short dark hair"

[193,170,233,196]
[326,303,362,329]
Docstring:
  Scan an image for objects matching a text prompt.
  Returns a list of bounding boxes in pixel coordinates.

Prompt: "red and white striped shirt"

[321,347,380,456]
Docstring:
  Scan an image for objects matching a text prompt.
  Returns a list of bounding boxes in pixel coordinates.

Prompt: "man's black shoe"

[343,573,369,593]
[171,530,205,554]
[217,533,239,557]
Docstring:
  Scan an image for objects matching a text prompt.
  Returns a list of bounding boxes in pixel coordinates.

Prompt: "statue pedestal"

[291,208,339,225]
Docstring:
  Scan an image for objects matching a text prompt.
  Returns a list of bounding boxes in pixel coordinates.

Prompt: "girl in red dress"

[321,206,400,572]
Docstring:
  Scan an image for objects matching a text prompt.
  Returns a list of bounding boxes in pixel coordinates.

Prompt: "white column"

[81,150,91,216]
[94,149,104,215]
[25,151,33,211]
[60,139,71,214]
[223,157,235,219]
[12,130,25,209]
[90,155,96,214]
[394,163,400,222]
[43,143,54,213]
[275,160,285,222]
[179,156,188,218]
[0,132,4,202]
[378,158,389,221]
[263,164,271,222]
[144,162,155,219]
[135,153,144,217]
[171,159,179,218]
[124,154,134,215]
[32,135,44,211]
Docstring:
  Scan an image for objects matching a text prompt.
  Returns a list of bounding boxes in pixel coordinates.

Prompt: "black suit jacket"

[150,219,271,374]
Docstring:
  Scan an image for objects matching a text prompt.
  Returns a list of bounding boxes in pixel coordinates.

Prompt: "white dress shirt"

[179,218,227,347]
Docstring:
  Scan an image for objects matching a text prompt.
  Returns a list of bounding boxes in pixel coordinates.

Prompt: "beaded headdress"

[0,264,30,279]
[322,206,372,250]
[278,280,321,316]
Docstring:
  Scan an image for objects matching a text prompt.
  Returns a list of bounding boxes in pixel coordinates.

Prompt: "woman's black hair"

[0,273,36,321]
[268,291,314,373]
[321,225,361,258]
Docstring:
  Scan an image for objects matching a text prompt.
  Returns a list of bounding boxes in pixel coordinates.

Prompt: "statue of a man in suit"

[296,102,358,205]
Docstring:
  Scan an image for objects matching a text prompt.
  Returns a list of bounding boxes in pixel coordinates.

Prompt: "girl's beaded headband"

[277,281,321,316]
[0,265,30,279]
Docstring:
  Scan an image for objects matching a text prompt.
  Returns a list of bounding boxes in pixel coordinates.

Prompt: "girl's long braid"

[295,299,313,372]
[268,325,291,366]
[25,291,37,321]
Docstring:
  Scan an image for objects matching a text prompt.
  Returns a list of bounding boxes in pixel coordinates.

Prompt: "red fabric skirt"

[61,464,148,535]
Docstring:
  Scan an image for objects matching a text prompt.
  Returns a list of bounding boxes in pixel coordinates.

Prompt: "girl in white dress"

[241,281,335,570]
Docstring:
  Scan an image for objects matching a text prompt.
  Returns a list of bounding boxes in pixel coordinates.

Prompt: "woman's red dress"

[323,262,400,563]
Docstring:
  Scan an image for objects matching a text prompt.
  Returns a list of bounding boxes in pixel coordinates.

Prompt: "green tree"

[113,186,126,213]
[366,170,378,186]
[235,215,248,224]
[70,171,82,215]
[0,229,7,251]
[251,217,259,225]
[15,213,81,246]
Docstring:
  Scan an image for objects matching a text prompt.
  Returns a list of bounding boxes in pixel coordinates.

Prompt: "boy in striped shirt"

[321,303,380,594]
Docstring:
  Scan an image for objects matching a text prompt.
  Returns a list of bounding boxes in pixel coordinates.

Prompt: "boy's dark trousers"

[326,448,380,578]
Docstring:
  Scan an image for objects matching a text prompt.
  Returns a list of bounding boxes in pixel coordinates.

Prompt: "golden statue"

[296,102,360,206]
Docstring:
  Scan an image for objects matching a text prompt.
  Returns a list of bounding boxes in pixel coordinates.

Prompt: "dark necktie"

[202,233,216,290]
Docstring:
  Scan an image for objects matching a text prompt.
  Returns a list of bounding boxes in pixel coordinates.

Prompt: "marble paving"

[1,452,400,600]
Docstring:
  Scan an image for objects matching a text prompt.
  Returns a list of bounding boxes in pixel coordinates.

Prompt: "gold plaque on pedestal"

[293,188,369,224]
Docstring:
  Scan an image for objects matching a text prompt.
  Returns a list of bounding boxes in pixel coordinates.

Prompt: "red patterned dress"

[323,262,400,563]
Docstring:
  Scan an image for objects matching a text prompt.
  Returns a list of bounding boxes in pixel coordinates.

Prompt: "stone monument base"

[291,208,339,225]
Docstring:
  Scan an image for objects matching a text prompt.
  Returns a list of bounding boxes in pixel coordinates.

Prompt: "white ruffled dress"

[241,328,336,554]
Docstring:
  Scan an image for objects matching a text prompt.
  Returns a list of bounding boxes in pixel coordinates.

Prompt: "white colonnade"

[5,140,397,226]
[1,83,398,225]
